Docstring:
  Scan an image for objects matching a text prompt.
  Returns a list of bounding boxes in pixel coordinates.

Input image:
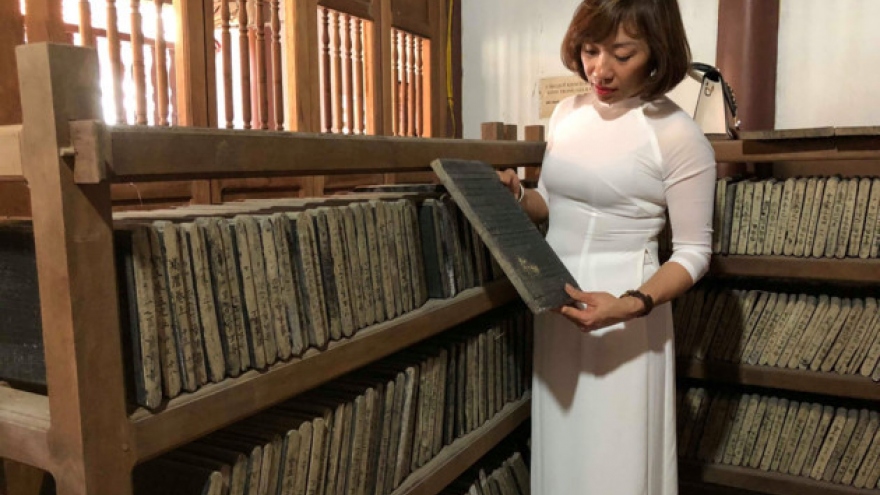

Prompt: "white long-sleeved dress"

[531,92,716,495]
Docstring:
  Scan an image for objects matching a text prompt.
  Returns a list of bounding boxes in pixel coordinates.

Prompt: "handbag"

[688,62,740,139]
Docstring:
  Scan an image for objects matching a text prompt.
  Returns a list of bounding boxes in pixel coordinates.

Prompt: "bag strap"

[690,62,738,119]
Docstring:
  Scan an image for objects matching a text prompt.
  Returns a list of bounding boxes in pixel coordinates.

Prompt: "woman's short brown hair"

[561,0,691,101]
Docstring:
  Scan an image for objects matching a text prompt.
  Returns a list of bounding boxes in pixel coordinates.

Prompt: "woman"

[499,1,716,493]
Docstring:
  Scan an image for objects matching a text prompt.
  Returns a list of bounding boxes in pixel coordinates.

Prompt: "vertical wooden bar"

[0,0,24,125]
[524,125,544,183]
[155,0,169,126]
[428,0,447,136]
[332,11,343,133]
[283,0,319,133]
[390,29,398,135]
[716,0,779,132]
[131,0,148,125]
[319,7,331,133]
[255,0,268,129]
[16,42,134,495]
[354,19,365,134]
[221,0,233,128]
[365,0,392,136]
[24,0,67,43]
[481,122,504,141]
[78,0,95,46]
[238,0,252,129]
[106,0,126,124]
[343,14,354,134]
[414,36,422,137]
[270,0,283,130]
[406,33,415,136]
[174,0,217,127]
[503,124,517,141]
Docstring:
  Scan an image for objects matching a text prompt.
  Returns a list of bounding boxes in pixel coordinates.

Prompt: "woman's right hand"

[497,169,521,199]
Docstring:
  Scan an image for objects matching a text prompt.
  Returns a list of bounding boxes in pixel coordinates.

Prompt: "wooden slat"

[131,280,518,461]
[680,461,878,495]
[106,0,126,124]
[0,388,51,471]
[711,136,880,162]
[0,125,23,177]
[415,36,423,137]
[238,0,252,129]
[332,10,343,132]
[343,13,354,134]
[390,393,531,495]
[154,0,169,126]
[353,17,365,134]
[83,124,546,181]
[131,0,147,125]
[710,255,880,284]
[17,42,134,495]
[270,0,283,130]
[220,0,233,128]
[319,7,332,132]
[739,127,836,141]
[678,359,880,402]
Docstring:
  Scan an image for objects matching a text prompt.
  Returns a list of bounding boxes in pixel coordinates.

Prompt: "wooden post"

[24,0,67,43]
[428,0,448,137]
[0,1,24,125]
[480,122,505,141]
[17,43,134,495]
[174,0,217,127]
[523,125,544,184]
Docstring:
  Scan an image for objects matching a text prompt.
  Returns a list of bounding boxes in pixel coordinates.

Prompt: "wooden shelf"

[709,255,880,284]
[130,279,518,462]
[678,359,880,401]
[72,124,546,183]
[680,460,879,495]
[0,387,51,470]
[391,393,531,495]
[711,128,880,163]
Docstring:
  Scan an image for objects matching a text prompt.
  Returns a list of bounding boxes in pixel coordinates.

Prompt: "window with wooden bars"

[391,27,428,137]
[317,6,369,135]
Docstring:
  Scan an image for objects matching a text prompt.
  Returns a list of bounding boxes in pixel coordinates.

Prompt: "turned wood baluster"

[354,19,365,134]
[414,36,422,137]
[106,0,125,123]
[131,0,147,125]
[343,13,353,134]
[154,0,169,126]
[78,0,95,46]
[238,0,251,129]
[332,11,343,134]
[319,7,331,133]
[221,0,233,128]
[255,0,268,129]
[392,29,401,136]
[270,0,282,130]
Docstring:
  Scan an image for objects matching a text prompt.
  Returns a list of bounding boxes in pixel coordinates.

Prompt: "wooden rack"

[0,43,542,495]
[684,131,880,494]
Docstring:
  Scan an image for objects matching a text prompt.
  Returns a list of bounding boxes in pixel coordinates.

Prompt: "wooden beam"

[16,43,134,495]
[0,388,51,471]
[716,0,779,131]
[428,0,448,137]
[81,124,546,182]
[0,1,24,125]
[284,0,320,132]
[24,0,67,43]
[174,0,217,127]
[0,125,23,177]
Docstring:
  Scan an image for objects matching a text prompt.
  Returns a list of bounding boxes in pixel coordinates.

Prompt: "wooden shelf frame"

[712,128,880,163]
[709,255,880,284]
[4,43,536,495]
[680,460,880,495]
[391,393,531,495]
[131,280,518,462]
[678,359,880,402]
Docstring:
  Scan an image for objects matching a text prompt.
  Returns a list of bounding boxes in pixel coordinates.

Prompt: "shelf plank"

[79,124,546,183]
[0,387,51,470]
[678,359,880,401]
[710,255,880,284]
[391,393,531,495]
[131,279,519,462]
[711,138,880,162]
[0,125,23,178]
[680,460,879,495]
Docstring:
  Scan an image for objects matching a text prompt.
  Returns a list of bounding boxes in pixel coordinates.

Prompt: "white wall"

[462,0,880,135]
[776,0,880,129]
[461,0,719,138]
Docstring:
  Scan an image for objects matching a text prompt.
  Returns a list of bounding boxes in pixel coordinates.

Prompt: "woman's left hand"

[557,284,644,333]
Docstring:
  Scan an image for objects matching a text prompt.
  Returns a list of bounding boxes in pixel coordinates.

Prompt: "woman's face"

[580,24,652,104]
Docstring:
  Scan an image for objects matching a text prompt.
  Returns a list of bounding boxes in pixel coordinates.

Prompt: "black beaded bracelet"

[620,289,654,317]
